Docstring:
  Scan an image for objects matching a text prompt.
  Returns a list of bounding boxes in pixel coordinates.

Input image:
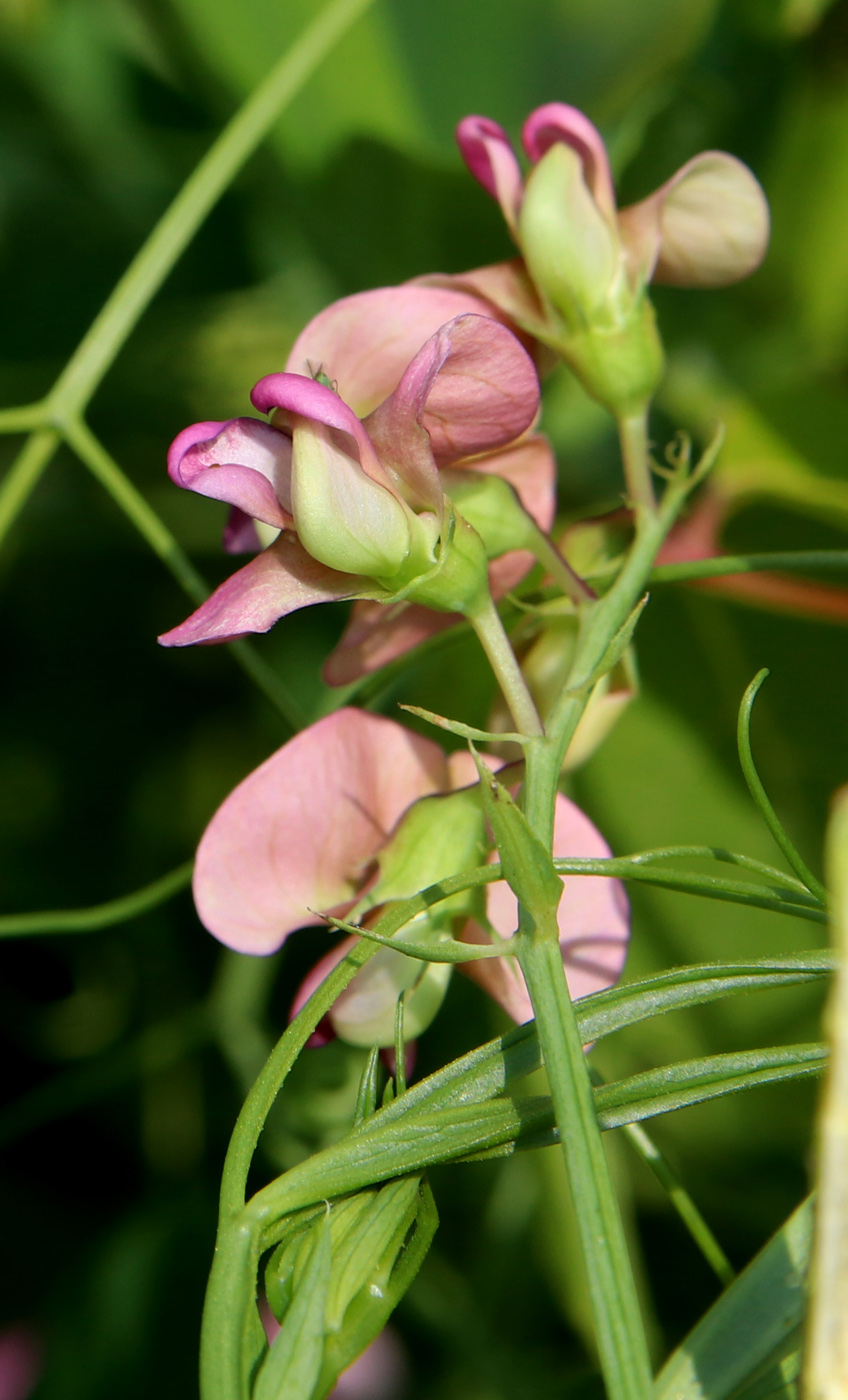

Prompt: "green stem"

[528,521,596,603]
[804,790,848,1400]
[510,472,701,1400]
[518,936,654,1400]
[63,418,306,728]
[589,1066,735,1288]
[0,861,192,938]
[0,429,60,548]
[0,402,46,433]
[468,593,544,737]
[651,550,848,584]
[44,0,379,423]
[617,408,656,514]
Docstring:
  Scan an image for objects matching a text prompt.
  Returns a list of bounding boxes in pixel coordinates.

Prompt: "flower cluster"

[159,100,770,1056]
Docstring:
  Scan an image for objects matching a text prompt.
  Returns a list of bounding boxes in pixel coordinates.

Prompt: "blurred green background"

[1,0,847,1395]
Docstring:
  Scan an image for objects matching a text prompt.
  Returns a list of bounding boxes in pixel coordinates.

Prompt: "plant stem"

[528,521,596,603]
[518,935,654,1400]
[45,0,379,423]
[609,1099,736,1288]
[0,861,192,938]
[804,788,848,1400]
[0,429,60,548]
[617,408,656,513]
[510,473,702,1400]
[0,402,46,434]
[468,593,544,737]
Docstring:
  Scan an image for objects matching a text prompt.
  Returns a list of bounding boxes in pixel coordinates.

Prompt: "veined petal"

[193,709,448,954]
[463,793,630,1023]
[369,313,540,482]
[522,103,617,222]
[286,285,510,417]
[462,433,556,531]
[455,115,525,234]
[167,418,293,528]
[157,532,365,647]
[619,151,770,289]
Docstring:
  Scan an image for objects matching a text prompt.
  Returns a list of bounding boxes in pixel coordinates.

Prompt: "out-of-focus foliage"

[1,0,847,1396]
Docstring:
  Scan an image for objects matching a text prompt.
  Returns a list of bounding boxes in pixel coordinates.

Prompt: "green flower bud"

[519,142,620,333]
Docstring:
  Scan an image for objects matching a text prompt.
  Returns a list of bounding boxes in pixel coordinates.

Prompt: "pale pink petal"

[194,710,448,954]
[223,506,262,554]
[618,152,770,289]
[167,418,293,528]
[157,533,364,647]
[522,104,617,221]
[412,262,549,343]
[369,313,539,474]
[286,286,510,418]
[455,115,525,233]
[463,793,630,1023]
[251,373,398,499]
[322,599,458,686]
[463,433,556,530]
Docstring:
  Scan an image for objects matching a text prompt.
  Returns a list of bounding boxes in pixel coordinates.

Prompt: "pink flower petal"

[368,313,539,472]
[463,792,630,1023]
[455,115,525,233]
[223,506,262,554]
[157,532,364,647]
[167,418,293,528]
[521,104,617,222]
[194,709,449,954]
[251,373,398,500]
[618,151,770,289]
[412,262,549,343]
[286,285,511,418]
[322,599,458,687]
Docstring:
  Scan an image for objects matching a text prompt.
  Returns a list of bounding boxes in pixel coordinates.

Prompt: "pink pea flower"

[192,709,629,1047]
[158,287,548,649]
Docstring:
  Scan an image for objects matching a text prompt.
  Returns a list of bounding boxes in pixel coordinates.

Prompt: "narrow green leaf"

[254,1216,331,1400]
[737,670,826,902]
[399,704,530,747]
[471,749,563,929]
[655,1196,813,1400]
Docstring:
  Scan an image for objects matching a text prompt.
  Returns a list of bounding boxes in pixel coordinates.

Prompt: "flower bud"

[518,142,620,332]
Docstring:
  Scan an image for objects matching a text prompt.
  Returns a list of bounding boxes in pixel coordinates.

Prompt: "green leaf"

[655,1196,813,1400]
[471,751,563,931]
[254,1216,331,1400]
